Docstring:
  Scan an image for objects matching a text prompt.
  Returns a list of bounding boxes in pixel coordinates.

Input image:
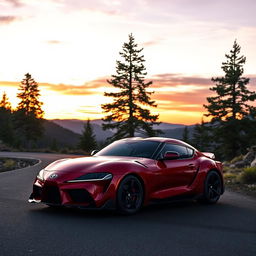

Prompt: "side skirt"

[149,193,203,205]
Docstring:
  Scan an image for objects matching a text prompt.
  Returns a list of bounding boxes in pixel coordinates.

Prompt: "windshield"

[96,140,160,159]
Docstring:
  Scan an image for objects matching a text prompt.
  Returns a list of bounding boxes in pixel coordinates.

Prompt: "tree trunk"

[232,83,237,119]
[128,52,134,137]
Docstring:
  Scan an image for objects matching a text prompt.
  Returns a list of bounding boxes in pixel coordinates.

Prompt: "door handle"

[188,164,196,169]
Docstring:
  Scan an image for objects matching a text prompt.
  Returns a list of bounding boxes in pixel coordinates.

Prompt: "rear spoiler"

[202,152,215,159]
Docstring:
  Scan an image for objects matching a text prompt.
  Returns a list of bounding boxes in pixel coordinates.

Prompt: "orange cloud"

[151,73,212,88]
[0,79,109,96]
[46,40,63,44]
[3,0,22,7]
[142,39,162,47]
[42,78,110,95]
[153,88,212,104]
[0,16,19,24]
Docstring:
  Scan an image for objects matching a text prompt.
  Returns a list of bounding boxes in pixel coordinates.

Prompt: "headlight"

[37,169,45,181]
[66,172,112,183]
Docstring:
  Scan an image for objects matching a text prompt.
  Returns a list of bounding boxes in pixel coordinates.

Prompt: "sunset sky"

[0,0,256,124]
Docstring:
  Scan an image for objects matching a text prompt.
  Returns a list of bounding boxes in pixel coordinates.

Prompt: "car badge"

[49,173,58,179]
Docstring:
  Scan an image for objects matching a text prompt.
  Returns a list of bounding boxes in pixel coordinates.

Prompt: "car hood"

[42,156,153,182]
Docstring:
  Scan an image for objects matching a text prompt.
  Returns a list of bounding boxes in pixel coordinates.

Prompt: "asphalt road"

[0,152,255,256]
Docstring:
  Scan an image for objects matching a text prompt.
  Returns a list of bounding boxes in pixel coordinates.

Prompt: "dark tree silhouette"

[79,119,97,152]
[0,92,12,110]
[101,34,161,140]
[182,126,189,143]
[191,119,212,152]
[0,92,14,145]
[14,73,44,147]
[17,73,44,118]
[204,40,256,121]
[204,41,256,159]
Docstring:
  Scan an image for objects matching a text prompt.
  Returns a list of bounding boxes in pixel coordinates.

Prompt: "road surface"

[0,152,255,256]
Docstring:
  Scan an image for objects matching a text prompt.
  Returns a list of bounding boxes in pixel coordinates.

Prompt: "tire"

[116,175,144,215]
[198,170,222,204]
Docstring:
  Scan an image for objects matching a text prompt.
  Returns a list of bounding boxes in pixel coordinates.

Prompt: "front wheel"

[198,171,222,204]
[117,175,144,215]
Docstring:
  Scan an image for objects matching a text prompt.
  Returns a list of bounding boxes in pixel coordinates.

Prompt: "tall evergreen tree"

[204,41,256,159]
[17,73,44,118]
[182,126,189,143]
[0,92,14,145]
[101,34,161,140]
[79,119,97,152]
[192,119,212,152]
[204,40,256,121]
[0,92,12,110]
[14,73,44,147]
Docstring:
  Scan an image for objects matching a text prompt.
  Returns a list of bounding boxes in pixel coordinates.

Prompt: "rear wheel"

[117,175,144,215]
[199,171,222,204]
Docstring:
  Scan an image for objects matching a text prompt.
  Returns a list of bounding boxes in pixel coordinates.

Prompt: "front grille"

[32,185,42,198]
[42,186,61,204]
[68,189,94,205]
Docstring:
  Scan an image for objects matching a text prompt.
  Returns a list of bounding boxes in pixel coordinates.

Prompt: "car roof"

[119,137,197,150]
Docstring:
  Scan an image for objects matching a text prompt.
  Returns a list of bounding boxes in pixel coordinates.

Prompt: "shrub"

[223,166,230,173]
[238,167,256,184]
[224,172,239,184]
[224,172,237,179]
[3,159,16,169]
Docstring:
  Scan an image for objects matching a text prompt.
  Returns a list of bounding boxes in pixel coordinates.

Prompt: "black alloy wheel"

[199,171,222,204]
[117,175,144,214]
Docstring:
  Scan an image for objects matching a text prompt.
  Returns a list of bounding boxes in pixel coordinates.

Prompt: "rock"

[223,161,230,167]
[251,158,256,167]
[233,161,247,168]
[243,145,256,165]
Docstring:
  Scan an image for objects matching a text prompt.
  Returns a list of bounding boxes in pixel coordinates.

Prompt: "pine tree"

[204,41,256,159]
[101,34,161,140]
[14,73,44,147]
[204,40,256,121]
[0,92,12,110]
[17,73,44,118]
[0,92,14,145]
[192,119,212,152]
[182,126,189,143]
[79,119,97,153]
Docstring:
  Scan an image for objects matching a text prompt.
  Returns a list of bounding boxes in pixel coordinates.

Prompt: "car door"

[156,143,198,190]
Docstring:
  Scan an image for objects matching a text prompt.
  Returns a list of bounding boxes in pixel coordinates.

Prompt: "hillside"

[162,125,195,140]
[36,120,81,148]
[51,119,113,142]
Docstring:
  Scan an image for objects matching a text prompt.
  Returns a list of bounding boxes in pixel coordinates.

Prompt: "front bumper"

[28,177,116,209]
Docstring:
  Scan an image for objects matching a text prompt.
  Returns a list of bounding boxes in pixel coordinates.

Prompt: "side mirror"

[162,151,180,160]
[91,150,99,156]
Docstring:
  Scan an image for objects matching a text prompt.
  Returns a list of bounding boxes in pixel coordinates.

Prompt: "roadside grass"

[224,166,256,197]
[238,167,256,184]
[3,159,16,170]
[0,157,39,173]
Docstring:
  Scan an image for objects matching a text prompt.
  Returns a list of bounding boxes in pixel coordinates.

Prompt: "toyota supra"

[29,137,224,214]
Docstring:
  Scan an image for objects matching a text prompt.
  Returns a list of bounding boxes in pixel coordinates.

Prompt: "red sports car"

[29,137,224,214]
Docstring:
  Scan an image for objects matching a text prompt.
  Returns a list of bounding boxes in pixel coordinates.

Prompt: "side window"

[160,144,194,159]
[187,147,194,157]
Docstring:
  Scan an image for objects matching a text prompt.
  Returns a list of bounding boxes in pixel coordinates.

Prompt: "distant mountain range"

[52,119,113,142]
[37,120,81,148]
[50,119,196,142]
